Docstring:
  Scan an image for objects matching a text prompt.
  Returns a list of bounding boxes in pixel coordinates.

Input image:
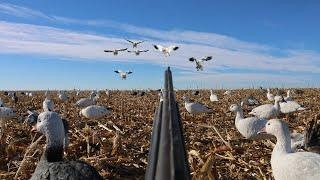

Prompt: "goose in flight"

[189,56,213,71]
[125,39,145,48]
[104,48,128,55]
[127,49,149,56]
[153,45,179,57]
[114,70,133,80]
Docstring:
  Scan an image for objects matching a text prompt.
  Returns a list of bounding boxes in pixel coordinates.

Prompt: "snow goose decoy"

[280,100,306,121]
[127,49,148,56]
[0,98,4,107]
[58,91,68,102]
[224,90,232,96]
[241,95,260,107]
[0,106,15,138]
[189,56,212,71]
[25,110,39,126]
[30,111,102,180]
[114,70,133,80]
[210,90,218,102]
[104,48,128,55]
[43,94,55,112]
[125,39,145,48]
[79,105,112,120]
[153,44,179,57]
[75,93,97,108]
[267,88,275,101]
[258,119,320,180]
[191,90,200,96]
[249,95,285,119]
[229,104,270,139]
[183,96,212,114]
[284,90,293,101]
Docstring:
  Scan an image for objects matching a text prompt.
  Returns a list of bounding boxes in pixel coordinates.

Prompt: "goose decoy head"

[229,104,240,112]
[258,119,290,138]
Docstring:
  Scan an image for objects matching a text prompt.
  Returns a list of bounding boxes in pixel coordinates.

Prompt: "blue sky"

[0,0,319,90]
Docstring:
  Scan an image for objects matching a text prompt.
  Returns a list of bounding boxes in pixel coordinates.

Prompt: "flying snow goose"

[258,119,320,180]
[189,56,212,71]
[125,39,145,48]
[114,70,133,80]
[267,88,275,101]
[153,44,179,57]
[30,111,102,180]
[43,94,55,112]
[104,48,128,55]
[183,96,212,114]
[229,104,270,139]
[249,95,285,119]
[210,90,218,102]
[127,49,149,55]
[75,93,97,108]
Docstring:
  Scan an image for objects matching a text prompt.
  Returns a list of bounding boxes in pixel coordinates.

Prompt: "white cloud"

[0,3,51,20]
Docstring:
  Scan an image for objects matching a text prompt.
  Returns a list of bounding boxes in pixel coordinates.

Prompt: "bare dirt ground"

[0,88,319,180]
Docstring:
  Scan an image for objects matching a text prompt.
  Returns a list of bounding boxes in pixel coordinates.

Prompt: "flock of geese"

[104,39,213,77]
[0,86,319,179]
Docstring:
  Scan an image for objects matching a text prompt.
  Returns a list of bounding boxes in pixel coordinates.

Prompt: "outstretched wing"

[127,50,133,53]
[126,39,134,44]
[153,45,164,51]
[201,56,213,61]
[136,40,145,44]
[117,48,128,51]
[114,70,120,74]
[169,45,179,51]
[104,50,114,52]
[127,71,133,74]
[139,50,149,53]
[189,57,196,62]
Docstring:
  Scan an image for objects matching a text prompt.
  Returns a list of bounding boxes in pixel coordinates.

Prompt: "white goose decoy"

[79,105,112,120]
[58,91,68,102]
[183,96,212,114]
[104,48,128,55]
[0,106,15,137]
[43,94,55,112]
[153,44,179,57]
[258,119,320,180]
[75,93,97,108]
[114,70,133,80]
[249,95,285,119]
[210,90,218,102]
[224,90,232,96]
[127,49,149,55]
[267,88,275,101]
[189,56,212,71]
[280,100,305,114]
[125,39,145,48]
[30,111,102,180]
[0,98,4,107]
[229,104,270,139]
[284,90,293,101]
